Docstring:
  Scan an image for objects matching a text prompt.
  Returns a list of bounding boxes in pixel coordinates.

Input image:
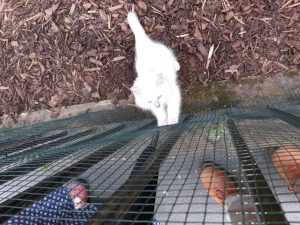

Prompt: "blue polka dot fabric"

[5,187,98,225]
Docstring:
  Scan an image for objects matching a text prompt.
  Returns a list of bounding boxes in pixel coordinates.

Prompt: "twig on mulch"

[205,44,214,70]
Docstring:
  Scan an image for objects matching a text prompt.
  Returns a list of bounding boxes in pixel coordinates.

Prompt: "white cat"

[127,11,181,126]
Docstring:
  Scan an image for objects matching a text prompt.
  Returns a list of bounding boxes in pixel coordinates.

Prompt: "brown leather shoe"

[271,145,300,191]
[200,163,239,205]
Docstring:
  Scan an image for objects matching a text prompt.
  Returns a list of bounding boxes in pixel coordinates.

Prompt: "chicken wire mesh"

[1,97,300,224]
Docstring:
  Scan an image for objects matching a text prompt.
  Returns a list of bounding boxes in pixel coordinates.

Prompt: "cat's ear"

[130,86,141,95]
[156,73,164,86]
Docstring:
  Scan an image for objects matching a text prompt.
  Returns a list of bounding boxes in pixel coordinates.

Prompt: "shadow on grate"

[1,98,300,224]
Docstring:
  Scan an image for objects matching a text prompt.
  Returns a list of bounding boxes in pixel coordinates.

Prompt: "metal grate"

[1,98,300,224]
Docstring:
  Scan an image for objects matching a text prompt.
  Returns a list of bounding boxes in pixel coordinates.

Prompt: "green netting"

[1,96,300,224]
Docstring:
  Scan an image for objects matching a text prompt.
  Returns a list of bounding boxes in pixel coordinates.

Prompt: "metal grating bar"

[0,122,153,223]
[265,106,300,129]
[227,119,289,224]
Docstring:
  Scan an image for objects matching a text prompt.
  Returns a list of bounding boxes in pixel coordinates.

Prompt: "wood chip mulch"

[0,0,299,117]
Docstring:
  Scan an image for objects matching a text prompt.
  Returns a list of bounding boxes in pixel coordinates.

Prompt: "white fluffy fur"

[127,11,181,126]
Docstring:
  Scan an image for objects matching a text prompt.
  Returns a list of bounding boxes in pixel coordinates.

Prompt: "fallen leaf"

[79,14,95,20]
[253,53,260,59]
[35,86,43,95]
[287,12,300,26]
[37,62,45,74]
[201,22,208,30]
[29,53,36,59]
[84,75,94,84]
[48,95,60,107]
[83,67,101,72]
[0,86,9,90]
[19,73,28,79]
[198,75,208,87]
[269,47,279,57]
[171,24,188,31]
[44,2,60,20]
[154,25,165,32]
[112,56,126,62]
[197,43,208,57]
[69,3,76,15]
[64,16,73,24]
[196,52,204,62]
[11,41,18,47]
[167,0,174,7]
[262,61,272,74]
[98,9,107,21]
[242,4,253,12]
[0,1,6,13]
[293,55,300,65]
[120,21,129,32]
[50,111,60,118]
[108,4,123,12]
[91,92,100,99]
[225,64,239,74]
[225,11,234,21]
[194,27,202,40]
[112,13,119,18]
[225,64,241,81]
[89,58,103,66]
[138,0,147,11]
[15,87,24,100]
[83,3,92,10]
[188,47,197,54]
[48,21,60,35]
[83,82,92,93]
[82,2,92,10]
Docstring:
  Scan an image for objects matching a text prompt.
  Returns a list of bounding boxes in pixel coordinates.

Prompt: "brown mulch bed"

[0,0,299,117]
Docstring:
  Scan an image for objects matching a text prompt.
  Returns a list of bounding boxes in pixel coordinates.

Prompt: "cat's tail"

[127,11,146,39]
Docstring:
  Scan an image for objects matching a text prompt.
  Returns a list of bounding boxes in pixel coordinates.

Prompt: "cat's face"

[147,94,162,108]
[131,86,163,109]
[131,73,165,109]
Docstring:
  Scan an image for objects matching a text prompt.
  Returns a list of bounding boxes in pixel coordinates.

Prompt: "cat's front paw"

[157,119,167,127]
[167,118,178,125]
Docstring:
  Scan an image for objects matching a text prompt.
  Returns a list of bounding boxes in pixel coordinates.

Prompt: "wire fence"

[1,96,300,224]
